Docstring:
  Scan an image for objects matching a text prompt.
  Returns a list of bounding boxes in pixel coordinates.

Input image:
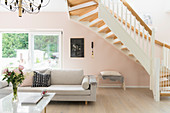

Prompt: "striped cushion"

[32,71,51,87]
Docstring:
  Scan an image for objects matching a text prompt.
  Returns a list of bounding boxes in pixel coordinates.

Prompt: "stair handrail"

[120,0,170,49]
[120,0,152,35]
[97,0,170,49]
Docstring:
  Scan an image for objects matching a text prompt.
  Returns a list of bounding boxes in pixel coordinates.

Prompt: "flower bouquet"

[2,65,25,102]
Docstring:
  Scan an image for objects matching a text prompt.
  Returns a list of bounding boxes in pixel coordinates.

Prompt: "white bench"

[98,71,126,90]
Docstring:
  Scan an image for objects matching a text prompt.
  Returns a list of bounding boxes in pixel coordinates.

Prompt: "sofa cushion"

[1,85,90,96]
[51,69,84,85]
[0,76,8,89]
[47,85,90,96]
[100,71,121,76]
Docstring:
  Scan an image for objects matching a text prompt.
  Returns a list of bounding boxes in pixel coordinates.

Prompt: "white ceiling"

[0,0,68,12]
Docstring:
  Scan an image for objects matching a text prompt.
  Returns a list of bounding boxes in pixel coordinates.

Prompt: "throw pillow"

[36,69,51,86]
[82,76,89,90]
[32,71,51,87]
[20,71,34,87]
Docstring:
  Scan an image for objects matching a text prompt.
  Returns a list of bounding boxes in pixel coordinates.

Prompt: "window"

[1,33,29,68]
[33,34,60,69]
[0,31,62,71]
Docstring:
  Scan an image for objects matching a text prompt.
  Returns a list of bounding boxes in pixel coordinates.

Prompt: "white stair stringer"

[70,16,138,62]
[98,4,151,74]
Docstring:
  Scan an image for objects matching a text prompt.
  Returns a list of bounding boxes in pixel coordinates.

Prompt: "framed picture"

[70,38,84,58]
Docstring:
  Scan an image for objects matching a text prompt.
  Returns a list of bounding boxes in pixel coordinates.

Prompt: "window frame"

[0,30,63,71]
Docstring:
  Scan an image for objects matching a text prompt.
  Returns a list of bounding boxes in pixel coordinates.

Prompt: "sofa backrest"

[51,69,84,85]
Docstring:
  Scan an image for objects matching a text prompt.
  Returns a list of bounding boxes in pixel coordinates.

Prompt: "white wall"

[0,0,67,12]
[126,0,170,45]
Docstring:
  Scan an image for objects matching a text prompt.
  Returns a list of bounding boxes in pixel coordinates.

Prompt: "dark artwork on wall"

[70,38,84,58]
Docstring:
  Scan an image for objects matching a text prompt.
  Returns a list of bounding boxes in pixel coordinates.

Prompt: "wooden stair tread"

[68,0,94,7]
[106,34,117,39]
[129,53,134,56]
[113,39,122,44]
[160,73,170,78]
[98,26,111,33]
[70,5,98,16]
[121,46,128,50]
[80,12,98,22]
[160,93,170,96]
[160,80,170,87]
[136,60,140,63]
[90,19,105,28]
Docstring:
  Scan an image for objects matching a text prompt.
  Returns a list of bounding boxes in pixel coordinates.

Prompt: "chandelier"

[0,0,50,17]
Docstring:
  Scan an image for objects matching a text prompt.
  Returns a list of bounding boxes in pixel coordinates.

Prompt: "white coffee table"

[0,92,55,113]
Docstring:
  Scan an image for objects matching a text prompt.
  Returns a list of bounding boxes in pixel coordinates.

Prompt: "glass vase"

[12,84,18,103]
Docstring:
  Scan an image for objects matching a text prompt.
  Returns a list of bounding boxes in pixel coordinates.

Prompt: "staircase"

[159,47,170,97]
[66,0,170,101]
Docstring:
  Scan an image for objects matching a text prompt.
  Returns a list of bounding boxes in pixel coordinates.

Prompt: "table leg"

[123,81,126,90]
[44,107,46,113]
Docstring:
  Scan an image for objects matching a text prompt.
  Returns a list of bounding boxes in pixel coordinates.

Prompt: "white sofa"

[0,69,97,103]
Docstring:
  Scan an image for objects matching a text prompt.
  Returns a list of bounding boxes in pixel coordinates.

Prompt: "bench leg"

[85,101,88,105]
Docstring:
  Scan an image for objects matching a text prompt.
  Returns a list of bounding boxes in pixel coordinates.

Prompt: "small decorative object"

[0,0,50,17]
[143,14,152,25]
[2,65,25,103]
[41,89,48,97]
[70,38,84,58]
[91,42,94,58]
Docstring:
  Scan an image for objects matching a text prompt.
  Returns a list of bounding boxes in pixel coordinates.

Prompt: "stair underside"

[68,0,140,63]
[68,0,170,99]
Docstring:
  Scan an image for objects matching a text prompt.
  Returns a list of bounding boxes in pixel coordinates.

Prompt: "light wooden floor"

[46,88,170,113]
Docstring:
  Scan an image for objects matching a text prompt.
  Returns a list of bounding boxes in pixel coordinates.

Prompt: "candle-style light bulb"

[5,0,7,5]
[10,5,12,10]
[22,8,25,13]
[31,7,34,12]
[38,4,41,10]
[30,3,32,8]
[16,0,18,4]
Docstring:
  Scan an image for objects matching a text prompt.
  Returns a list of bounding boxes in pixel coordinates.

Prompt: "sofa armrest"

[88,75,97,101]
[88,75,97,85]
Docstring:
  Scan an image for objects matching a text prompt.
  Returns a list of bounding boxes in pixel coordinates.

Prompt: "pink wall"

[0,12,150,86]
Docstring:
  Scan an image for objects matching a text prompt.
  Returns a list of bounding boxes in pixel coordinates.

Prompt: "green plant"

[2,65,25,101]
[2,33,28,58]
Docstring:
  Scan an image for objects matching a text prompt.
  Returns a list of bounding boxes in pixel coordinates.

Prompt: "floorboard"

[45,88,170,113]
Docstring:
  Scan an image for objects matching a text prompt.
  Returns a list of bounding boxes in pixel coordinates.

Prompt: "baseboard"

[98,85,149,88]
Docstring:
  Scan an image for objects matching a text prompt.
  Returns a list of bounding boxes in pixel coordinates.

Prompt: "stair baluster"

[142,27,145,50]
[134,17,136,41]
[121,2,123,24]
[125,7,128,31]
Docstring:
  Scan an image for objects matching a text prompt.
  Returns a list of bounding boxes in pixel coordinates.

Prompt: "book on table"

[21,94,43,104]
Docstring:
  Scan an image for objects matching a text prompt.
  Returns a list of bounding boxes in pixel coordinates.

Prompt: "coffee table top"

[0,92,55,113]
